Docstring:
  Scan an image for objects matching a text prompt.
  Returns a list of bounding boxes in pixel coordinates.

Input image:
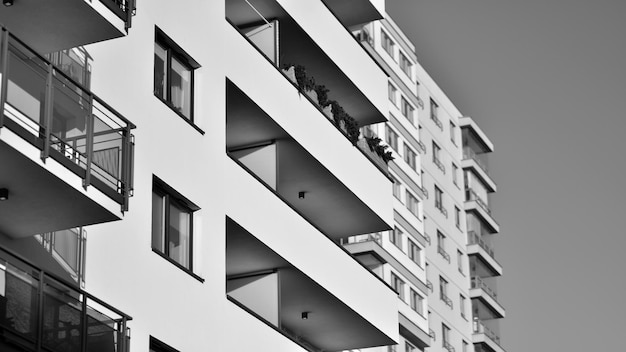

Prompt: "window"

[410,289,424,315]
[386,124,399,151]
[442,324,451,348]
[452,163,459,185]
[408,240,422,266]
[390,226,403,250]
[401,96,415,124]
[406,190,420,217]
[399,51,412,77]
[391,272,405,300]
[432,141,441,163]
[455,206,461,229]
[154,28,199,121]
[152,177,198,271]
[403,144,417,171]
[405,341,416,352]
[381,30,395,58]
[439,276,448,298]
[457,249,464,274]
[392,176,402,200]
[462,340,469,352]
[460,294,467,319]
[150,336,179,352]
[430,98,439,122]
[388,82,397,105]
[434,186,444,210]
[450,121,457,145]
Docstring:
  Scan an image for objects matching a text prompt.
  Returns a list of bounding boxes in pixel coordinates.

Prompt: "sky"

[387,1,626,351]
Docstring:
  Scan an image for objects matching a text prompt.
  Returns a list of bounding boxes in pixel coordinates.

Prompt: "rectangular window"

[391,272,405,300]
[392,176,402,200]
[406,190,420,218]
[155,29,199,121]
[403,144,417,171]
[450,121,457,144]
[399,51,412,77]
[408,239,422,266]
[410,289,424,315]
[401,96,415,124]
[452,163,459,185]
[381,30,395,58]
[150,336,180,352]
[442,323,451,346]
[386,124,399,151]
[152,177,198,271]
[457,249,464,274]
[460,294,467,319]
[432,141,441,163]
[437,231,445,250]
[390,226,403,250]
[388,82,397,105]
[455,206,461,229]
[463,341,469,352]
[430,98,439,122]
[434,186,443,210]
[439,276,448,299]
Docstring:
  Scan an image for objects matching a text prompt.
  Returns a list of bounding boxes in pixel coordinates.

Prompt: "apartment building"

[347,13,505,352]
[0,1,402,352]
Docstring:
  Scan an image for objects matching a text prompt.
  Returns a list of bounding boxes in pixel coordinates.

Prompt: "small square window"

[155,28,200,122]
[152,176,199,271]
[150,336,179,352]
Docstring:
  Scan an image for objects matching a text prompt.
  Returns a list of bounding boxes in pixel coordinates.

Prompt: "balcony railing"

[343,233,383,246]
[429,329,436,341]
[0,28,136,211]
[433,157,446,174]
[426,280,433,293]
[437,246,451,263]
[415,139,426,154]
[0,247,131,352]
[473,319,502,346]
[463,146,489,174]
[443,341,456,352]
[440,292,453,309]
[436,204,448,218]
[465,189,491,215]
[99,0,137,30]
[431,114,443,130]
[468,231,495,259]
[471,276,499,302]
[424,233,431,246]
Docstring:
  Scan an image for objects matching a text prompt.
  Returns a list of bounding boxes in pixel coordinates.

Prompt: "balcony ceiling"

[0,139,119,238]
[226,82,389,238]
[0,0,124,53]
[226,219,396,351]
[226,0,386,126]
[323,0,384,27]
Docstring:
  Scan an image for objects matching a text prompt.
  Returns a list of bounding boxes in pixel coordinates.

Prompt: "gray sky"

[388,1,626,351]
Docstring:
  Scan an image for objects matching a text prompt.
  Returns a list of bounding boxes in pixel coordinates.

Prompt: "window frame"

[407,239,422,266]
[386,124,399,151]
[154,28,201,128]
[152,176,203,281]
[381,29,395,59]
[403,143,417,171]
[392,176,402,200]
[388,82,398,105]
[450,121,457,145]
[410,288,424,316]
[390,226,404,250]
[390,272,405,300]
[399,51,413,78]
[400,96,415,124]
[434,186,444,210]
[405,190,420,218]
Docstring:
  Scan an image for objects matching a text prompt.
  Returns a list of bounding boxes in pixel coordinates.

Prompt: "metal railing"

[415,139,426,154]
[424,233,431,246]
[36,228,87,288]
[437,246,451,263]
[343,233,382,246]
[46,48,91,90]
[433,157,446,174]
[468,231,495,259]
[443,341,456,352]
[473,319,502,346]
[426,280,433,292]
[463,147,489,174]
[471,276,499,302]
[436,204,448,218]
[99,0,136,30]
[465,188,491,215]
[0,247,131,352]
[440,292,453,309]
[431,114,443,130]
[0,28,135,211]
[429,329,436,341]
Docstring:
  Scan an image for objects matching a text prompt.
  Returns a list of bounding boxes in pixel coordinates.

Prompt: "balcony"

[467,231,502,276]
[0,0,135,54]
[464,189,499,234]
[462,147,496,192]
[473,319,505,352]
[322,0,384,28]
[0,29,135,238]
[470,277,505,319]
[0,247,131,352]
[226,217,397,351]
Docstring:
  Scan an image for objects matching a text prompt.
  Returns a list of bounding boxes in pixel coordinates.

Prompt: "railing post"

[120,126,134,212]
[83,94,94,190]
[0,28,9,131]
[125,0,135,31]
[36,271,45,352]
[41,66,54,162]
[80,295,88,352]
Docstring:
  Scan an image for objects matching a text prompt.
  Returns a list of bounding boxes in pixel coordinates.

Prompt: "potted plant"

[365,136,394,165]
[343,115,360,145]
[315,84,330,108]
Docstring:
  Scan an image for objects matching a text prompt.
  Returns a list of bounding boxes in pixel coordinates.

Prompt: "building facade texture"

[0,1,502,352]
